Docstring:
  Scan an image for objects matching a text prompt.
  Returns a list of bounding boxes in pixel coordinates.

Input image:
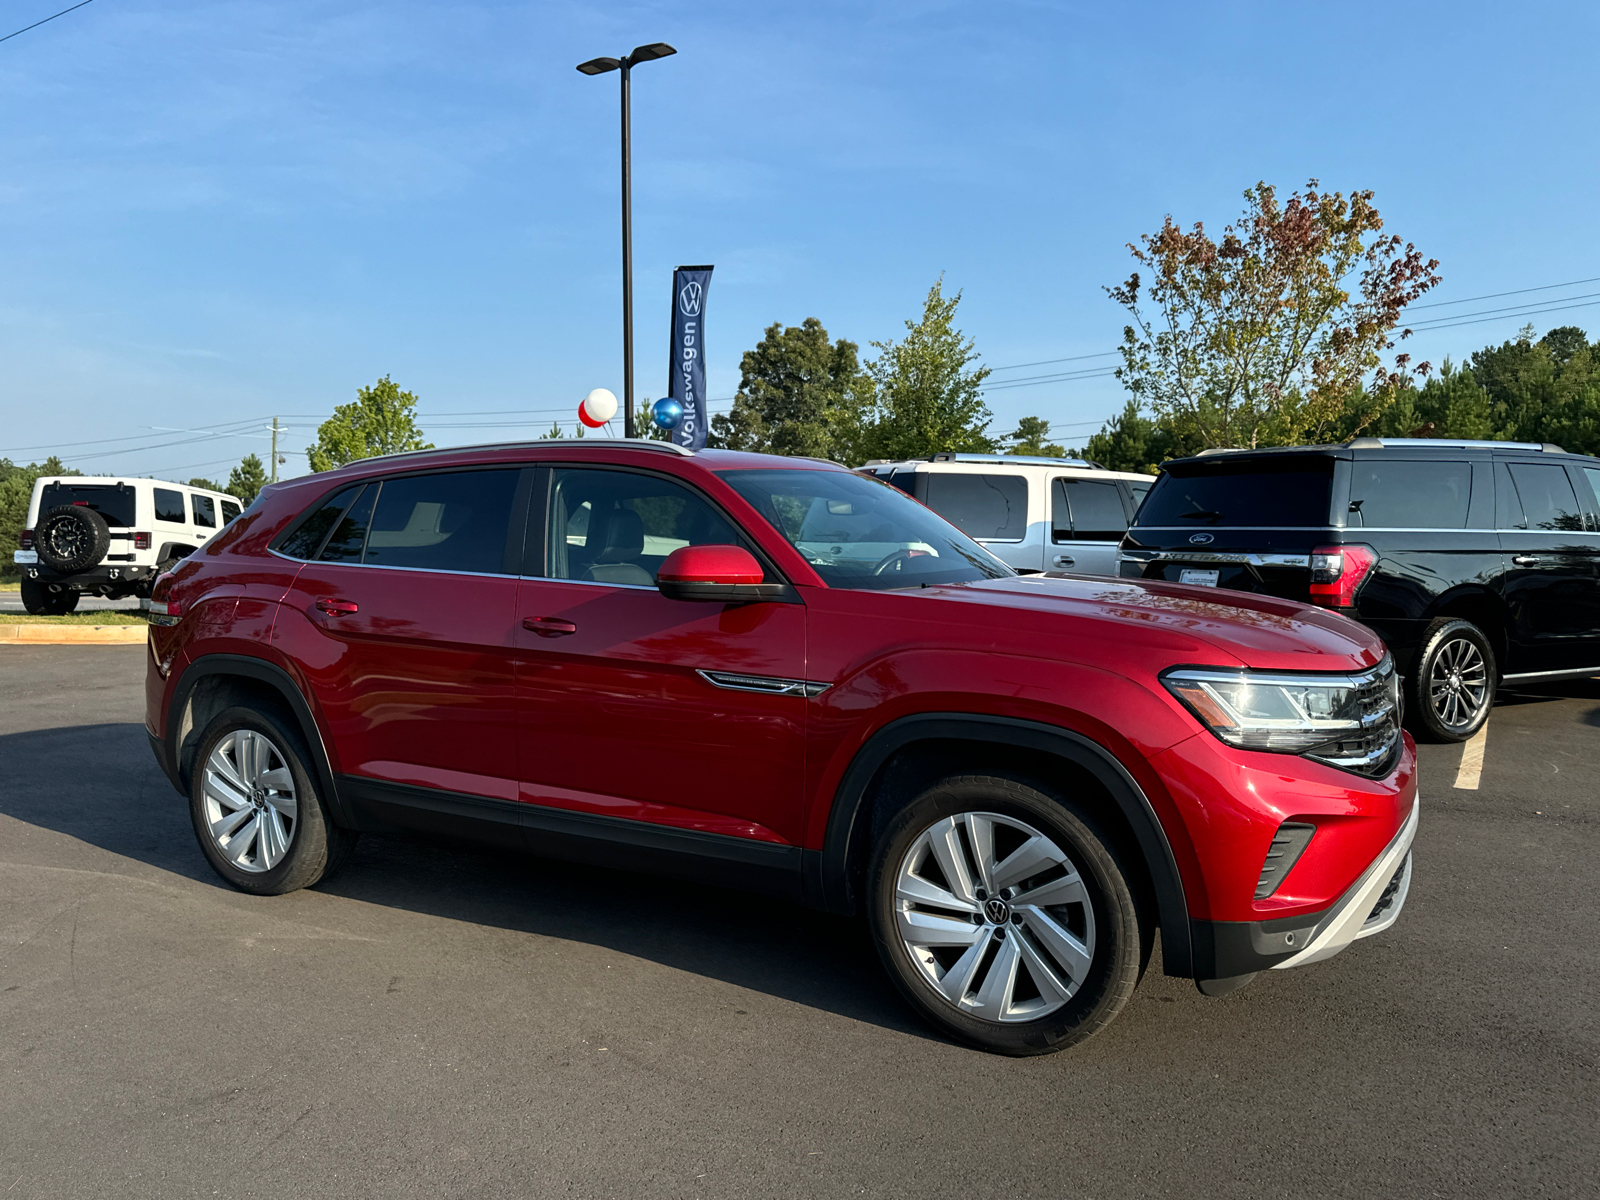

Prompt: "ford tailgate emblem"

[1189,533,1214,544]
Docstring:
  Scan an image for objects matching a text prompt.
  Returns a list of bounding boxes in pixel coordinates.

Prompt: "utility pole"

[270,418,280,483]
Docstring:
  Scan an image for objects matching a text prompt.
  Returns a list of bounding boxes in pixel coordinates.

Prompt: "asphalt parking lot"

[1,647,1595,1199]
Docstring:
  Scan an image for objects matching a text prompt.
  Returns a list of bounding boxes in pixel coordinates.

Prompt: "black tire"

[20,578,78,615]
[867,773,1149,1056]
[1407,618,1496,742]
[35,504,111,573]
[188,705,358,895]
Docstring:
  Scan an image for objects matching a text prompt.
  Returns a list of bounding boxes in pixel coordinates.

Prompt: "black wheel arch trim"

[162,653,349,827]
[810,712,1195,979]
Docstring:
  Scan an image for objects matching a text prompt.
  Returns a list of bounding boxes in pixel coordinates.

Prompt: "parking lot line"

[1453,720,1490,790]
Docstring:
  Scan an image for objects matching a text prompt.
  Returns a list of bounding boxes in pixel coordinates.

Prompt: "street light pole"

[578,43,676,440]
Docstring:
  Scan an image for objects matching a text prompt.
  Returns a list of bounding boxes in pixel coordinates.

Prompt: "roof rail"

[1346,437,1564,453]
[927,452,1107,470]
[348,438,694,467]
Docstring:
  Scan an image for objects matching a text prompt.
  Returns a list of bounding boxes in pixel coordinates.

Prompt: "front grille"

[1305,657,1402,778]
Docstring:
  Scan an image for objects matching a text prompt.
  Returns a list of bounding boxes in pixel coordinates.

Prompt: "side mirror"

[657,545,785,603]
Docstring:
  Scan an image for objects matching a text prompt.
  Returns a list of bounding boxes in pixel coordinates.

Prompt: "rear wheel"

[188,705,358,895]
[867,773,1148,1056]
[1408,618,1495,742]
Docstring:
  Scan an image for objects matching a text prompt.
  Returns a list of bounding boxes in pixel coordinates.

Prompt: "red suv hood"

[932,574,1387,673]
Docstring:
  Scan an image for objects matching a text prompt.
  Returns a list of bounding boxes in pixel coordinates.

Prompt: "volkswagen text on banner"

[669,265,713,449]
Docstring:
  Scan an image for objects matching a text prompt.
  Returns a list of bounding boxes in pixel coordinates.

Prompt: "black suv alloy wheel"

[1410,618,1495,742]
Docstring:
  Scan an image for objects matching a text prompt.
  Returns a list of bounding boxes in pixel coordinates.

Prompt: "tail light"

[1309,544,1377,608]
[19,530,32,550]
[134,532,151,550]
[147,573,182,625]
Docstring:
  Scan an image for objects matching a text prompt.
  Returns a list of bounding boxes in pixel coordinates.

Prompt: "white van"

[13,476,243,614]
[857,454,1154,576]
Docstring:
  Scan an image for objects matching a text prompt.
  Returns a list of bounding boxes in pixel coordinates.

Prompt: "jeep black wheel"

[35,504,111,574]
[1408,618,1495,742]
[867,773,1149,1056]
[20,578,78,615]
[189,705,359,895]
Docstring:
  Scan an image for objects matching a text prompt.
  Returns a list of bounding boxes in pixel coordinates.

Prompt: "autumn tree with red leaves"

[1107,181,1442,449]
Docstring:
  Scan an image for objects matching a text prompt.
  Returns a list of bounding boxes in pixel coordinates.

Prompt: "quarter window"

[1506,464,1584,532]
[191,494,217,529]
[318,485,376,563]
[220,499,241,524]
[278,486,363,560]
[364,470,520,574]
[548,468,750,586]
[1348,462,1471,529]
[1053,478,1129,542]
[922,474,1028,541]
[153,488,186,524]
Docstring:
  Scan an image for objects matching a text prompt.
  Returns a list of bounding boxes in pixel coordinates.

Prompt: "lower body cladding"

[1190,798,1419,995]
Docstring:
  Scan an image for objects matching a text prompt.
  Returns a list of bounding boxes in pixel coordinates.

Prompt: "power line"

[0,0,96,46]
[1405,297,1600,334]
[0,416,275,456]
[1408,275,1600,311]
[985,351,1120,373]
[1407,292,1600,330]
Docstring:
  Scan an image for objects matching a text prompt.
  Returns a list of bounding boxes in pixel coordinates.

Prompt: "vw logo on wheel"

[983,897,1010,924]
[1189,533,1214,545]
[678,281,703,316]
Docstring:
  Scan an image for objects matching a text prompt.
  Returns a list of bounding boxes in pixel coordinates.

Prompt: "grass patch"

[0,582,20,591]
[0,611,149,625]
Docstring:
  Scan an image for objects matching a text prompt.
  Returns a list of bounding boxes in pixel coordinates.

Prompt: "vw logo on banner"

[1189,533,1214,544]
[678,281,703,317]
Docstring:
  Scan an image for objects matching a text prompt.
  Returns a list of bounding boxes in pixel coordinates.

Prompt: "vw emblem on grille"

[983,897,1010,924]
[678,281,703,316]
[1189,533,1214,545]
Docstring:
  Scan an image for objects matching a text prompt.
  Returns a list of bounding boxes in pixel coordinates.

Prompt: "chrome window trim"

[266,548,516,580]
[521,573,658,591]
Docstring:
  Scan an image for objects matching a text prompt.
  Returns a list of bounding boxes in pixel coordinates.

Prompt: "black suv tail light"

[1309,544,1376,608]
[19,529,32,550]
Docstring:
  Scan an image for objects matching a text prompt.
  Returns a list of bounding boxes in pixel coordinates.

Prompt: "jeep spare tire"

[36,504,112,573]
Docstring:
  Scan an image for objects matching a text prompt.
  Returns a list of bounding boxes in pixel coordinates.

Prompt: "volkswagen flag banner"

[668,265,713,449]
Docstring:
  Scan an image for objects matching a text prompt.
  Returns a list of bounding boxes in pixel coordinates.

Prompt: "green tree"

[0,456,80,580]
[1006,416,1064,457]
[307,375,433,472]
[188,477,225,493]
[634,399,670,442]
[709,318,871,461]
[1075,401,1204,474]
[856,278,996,462]
[1108,180,1441,449]
[225,453,269,504]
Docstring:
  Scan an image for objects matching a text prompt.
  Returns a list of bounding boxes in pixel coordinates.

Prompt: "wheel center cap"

[983,897,1011,925]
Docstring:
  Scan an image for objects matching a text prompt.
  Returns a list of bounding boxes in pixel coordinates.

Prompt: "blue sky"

[1,0,1596,481]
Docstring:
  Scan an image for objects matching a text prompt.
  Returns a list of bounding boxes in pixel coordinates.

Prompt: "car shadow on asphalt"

[0,721,940,1042]
[1493,677,1600,725]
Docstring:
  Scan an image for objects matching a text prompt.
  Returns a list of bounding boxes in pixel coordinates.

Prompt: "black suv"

[1119,438,1600,741]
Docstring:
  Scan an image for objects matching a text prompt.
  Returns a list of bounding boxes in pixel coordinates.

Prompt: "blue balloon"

[652,397,685,431]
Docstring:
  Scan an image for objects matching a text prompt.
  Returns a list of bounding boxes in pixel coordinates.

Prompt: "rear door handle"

[523,616,578,637]
[1512,555,1540,566]
[316,599,358,616]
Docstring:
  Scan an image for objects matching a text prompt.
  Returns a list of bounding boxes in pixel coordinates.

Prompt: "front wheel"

[867,774,1148,1056]
[189,705,358,895]
[1408,618,1496,742]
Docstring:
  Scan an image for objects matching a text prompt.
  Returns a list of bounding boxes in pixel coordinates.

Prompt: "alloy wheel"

[200,729,298,873]
[1428,636,1489,731]
[894,812,1096,1024]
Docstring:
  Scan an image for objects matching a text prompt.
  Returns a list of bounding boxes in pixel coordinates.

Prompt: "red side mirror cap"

[657,545,786,603]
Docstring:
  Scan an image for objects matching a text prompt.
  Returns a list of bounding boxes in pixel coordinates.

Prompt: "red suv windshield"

[720,468,1012,590]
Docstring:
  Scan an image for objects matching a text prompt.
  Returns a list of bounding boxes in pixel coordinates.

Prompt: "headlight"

[1162,656,1400,776]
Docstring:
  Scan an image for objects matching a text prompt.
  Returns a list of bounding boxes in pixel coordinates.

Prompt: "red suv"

[144,441,1417,1055]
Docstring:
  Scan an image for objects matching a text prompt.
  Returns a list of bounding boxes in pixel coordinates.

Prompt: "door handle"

[1512,555,1540,566]
[316,599,359,616]
[1053,554,1076,568]
[523,616,578,637]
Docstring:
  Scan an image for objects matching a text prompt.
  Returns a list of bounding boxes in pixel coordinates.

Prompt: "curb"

[0,624,149,645]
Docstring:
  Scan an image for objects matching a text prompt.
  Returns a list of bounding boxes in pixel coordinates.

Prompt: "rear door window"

[1507,463,1585,532]
[191,494,217,529]
[364,470,521,574]
[1348,461,1471,528]
[153,488,186,524]
[38,483,137,528]
[922,473,1028,541]
[1136,459,1333,527]
[1053,478,1130,542]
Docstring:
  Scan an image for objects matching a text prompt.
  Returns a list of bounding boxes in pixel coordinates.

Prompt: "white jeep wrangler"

[13,476,242,614]
[857,453,1154,576]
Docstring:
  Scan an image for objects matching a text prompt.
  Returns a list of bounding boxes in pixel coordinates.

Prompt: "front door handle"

[316,599,359,616]
[1512,555,1540,566]
[523,616,578,638]
[1053,554,1076,568]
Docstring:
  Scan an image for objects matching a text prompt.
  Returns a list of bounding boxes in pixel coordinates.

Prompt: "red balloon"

[577,403,606,428]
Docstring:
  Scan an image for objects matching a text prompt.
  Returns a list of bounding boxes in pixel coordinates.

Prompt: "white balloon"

[581,387,618,423]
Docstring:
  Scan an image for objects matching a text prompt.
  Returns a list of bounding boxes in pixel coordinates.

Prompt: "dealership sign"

[668,265,713,450]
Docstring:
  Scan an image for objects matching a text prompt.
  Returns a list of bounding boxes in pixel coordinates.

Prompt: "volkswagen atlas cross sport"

[144,440,1417,1056]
